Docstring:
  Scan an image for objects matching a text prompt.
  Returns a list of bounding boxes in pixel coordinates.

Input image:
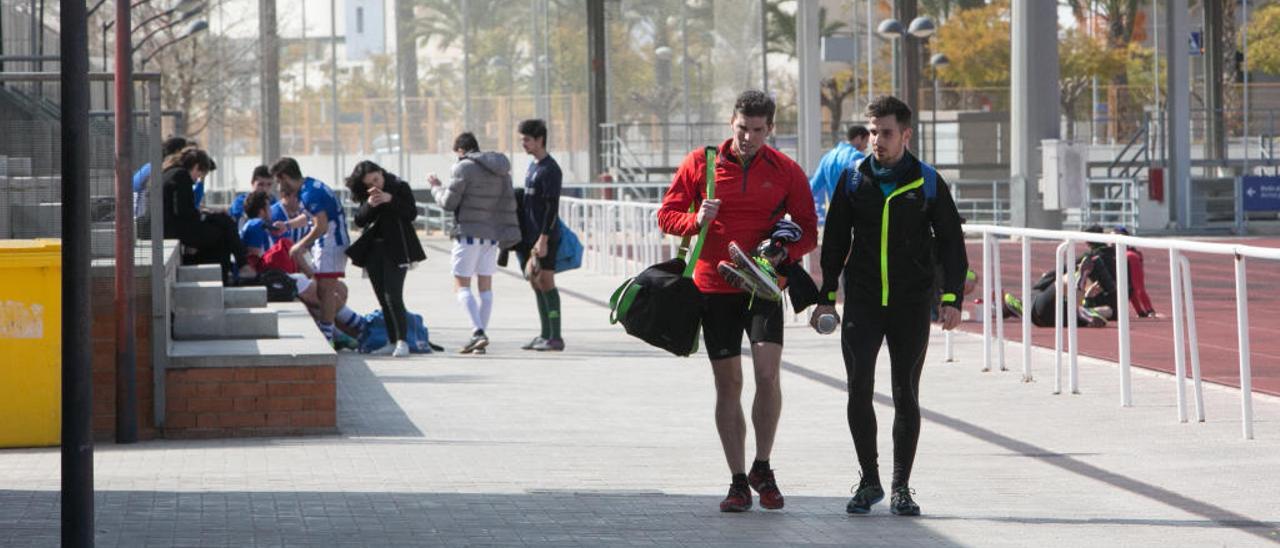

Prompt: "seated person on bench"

[162,147,254,284]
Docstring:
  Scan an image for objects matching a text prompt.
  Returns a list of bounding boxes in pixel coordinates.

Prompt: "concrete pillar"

[1167,0,1192,228]
[1009,0,1061,228]
[1203,0,1226,162]
[797,0,820,172]
[259,0,280,164]
[587,0,607,181]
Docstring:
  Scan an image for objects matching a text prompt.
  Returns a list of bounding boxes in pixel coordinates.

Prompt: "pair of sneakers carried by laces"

[846,474,921,516]
[717,241,785,302]
[719,464,786,512]
[715,219,803,302]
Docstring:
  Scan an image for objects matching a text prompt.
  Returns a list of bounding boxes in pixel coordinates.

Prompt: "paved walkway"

[3,236,1279,547]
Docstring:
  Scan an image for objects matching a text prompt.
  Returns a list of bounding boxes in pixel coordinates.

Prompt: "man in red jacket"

[658,90,818,513]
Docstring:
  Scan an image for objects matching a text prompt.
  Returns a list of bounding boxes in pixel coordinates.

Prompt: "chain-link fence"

[0,72,164,266]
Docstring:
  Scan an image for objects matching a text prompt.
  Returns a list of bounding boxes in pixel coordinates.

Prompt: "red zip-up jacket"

[658,139,818,294]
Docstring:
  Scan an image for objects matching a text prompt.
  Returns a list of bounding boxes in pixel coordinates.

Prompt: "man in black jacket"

[810,96,968,517]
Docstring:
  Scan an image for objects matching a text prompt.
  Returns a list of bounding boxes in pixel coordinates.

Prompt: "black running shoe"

[889,485,920,516]
[845,480,884,515]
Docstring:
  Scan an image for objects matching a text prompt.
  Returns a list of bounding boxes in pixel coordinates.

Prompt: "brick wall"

[90,274,157,441]
[163,365,336,439]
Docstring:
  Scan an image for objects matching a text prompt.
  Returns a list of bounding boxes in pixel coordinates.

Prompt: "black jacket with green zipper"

[818,150,968,310]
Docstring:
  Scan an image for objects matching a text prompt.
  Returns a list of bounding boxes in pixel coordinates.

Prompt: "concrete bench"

[163,302,337,439]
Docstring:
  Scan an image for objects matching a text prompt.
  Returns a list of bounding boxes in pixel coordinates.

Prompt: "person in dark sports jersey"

[517,119,567,352]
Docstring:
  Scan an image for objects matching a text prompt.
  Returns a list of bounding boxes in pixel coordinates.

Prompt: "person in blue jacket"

[227,165,279,229]
[810,125,868,223]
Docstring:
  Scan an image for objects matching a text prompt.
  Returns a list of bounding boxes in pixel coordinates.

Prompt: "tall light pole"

[877,19,902,96]
[655,45,673,168]
[59,0,94,543]
[877,15,936,137]
[330,0,340,185]
[929,52,949,164]
[259,0,280,164]
[865,0,874,103]
[112,0,137,446]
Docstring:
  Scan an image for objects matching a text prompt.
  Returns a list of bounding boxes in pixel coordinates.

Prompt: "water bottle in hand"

[815,312,839,334]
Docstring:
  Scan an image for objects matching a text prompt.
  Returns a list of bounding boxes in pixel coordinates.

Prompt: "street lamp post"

[930,52,950,164]
[654,45,673,169]
[877,16,938,151]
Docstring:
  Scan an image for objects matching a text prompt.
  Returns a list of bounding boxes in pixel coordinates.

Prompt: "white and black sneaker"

[460,331,490,354]
[521,336,546,350]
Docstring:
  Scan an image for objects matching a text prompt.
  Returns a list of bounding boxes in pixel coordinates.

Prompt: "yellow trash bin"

[0,239,61,447]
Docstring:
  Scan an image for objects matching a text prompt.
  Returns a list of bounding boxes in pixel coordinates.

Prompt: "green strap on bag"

[608,147,716,324]
[677,146,717,278]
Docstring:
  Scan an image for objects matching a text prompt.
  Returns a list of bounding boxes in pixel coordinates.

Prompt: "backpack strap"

[675,146,717,278]
[844,165,864,195]
[919,161,938,201]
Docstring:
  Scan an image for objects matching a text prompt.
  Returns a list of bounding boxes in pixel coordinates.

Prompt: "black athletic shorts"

[515,233,561,272]
[701,292,784,360]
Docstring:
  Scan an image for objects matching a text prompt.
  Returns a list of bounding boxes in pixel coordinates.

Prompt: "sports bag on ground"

[608,147,716,357]
[357,309,445,353]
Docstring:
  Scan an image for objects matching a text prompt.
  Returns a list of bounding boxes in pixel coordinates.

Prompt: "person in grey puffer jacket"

[427,132,522,354]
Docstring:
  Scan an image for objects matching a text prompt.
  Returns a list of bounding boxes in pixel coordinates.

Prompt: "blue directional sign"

[1242,176,1280,212]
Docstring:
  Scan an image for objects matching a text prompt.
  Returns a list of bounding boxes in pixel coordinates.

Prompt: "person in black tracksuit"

[345,161,427,357]
[810,96,968,517]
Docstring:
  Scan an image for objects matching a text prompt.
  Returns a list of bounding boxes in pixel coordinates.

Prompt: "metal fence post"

[1116,241,1132,407]
[981,232,992,372]
[1169,248,1189,423]
[1021,236,1032,382]
[993,235,1006,371]
[1179,255,1205,422]
[1053,242,1067,395]
[1066,241,1079,394]
[1234,255,1254,440]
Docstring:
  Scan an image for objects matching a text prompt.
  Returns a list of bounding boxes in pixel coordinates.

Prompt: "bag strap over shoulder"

[675,146,717,278]
[920,161,938,201]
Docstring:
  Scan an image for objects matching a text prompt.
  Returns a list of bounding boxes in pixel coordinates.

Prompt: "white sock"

[336,306,365,332]
[478,290,494,331]
[457,288,482,332]
[319,322,335,340]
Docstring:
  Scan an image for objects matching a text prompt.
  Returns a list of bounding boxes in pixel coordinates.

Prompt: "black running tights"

[841,300,931,488]
[366,244,409,344]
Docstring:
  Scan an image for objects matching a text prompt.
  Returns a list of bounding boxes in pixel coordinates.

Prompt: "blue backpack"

[555,220,583,272]
[357,309,444,353]
[845,159,939,201]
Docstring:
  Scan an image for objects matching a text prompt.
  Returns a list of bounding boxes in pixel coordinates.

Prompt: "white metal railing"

[560,197,673,279]
[965,224,1280,440]
[559,195,1275,440]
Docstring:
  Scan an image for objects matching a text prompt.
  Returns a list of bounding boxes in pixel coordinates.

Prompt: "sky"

[214,0,370,42]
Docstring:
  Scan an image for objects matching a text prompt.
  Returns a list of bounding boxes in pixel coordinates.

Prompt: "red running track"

[958,237,1280,396]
